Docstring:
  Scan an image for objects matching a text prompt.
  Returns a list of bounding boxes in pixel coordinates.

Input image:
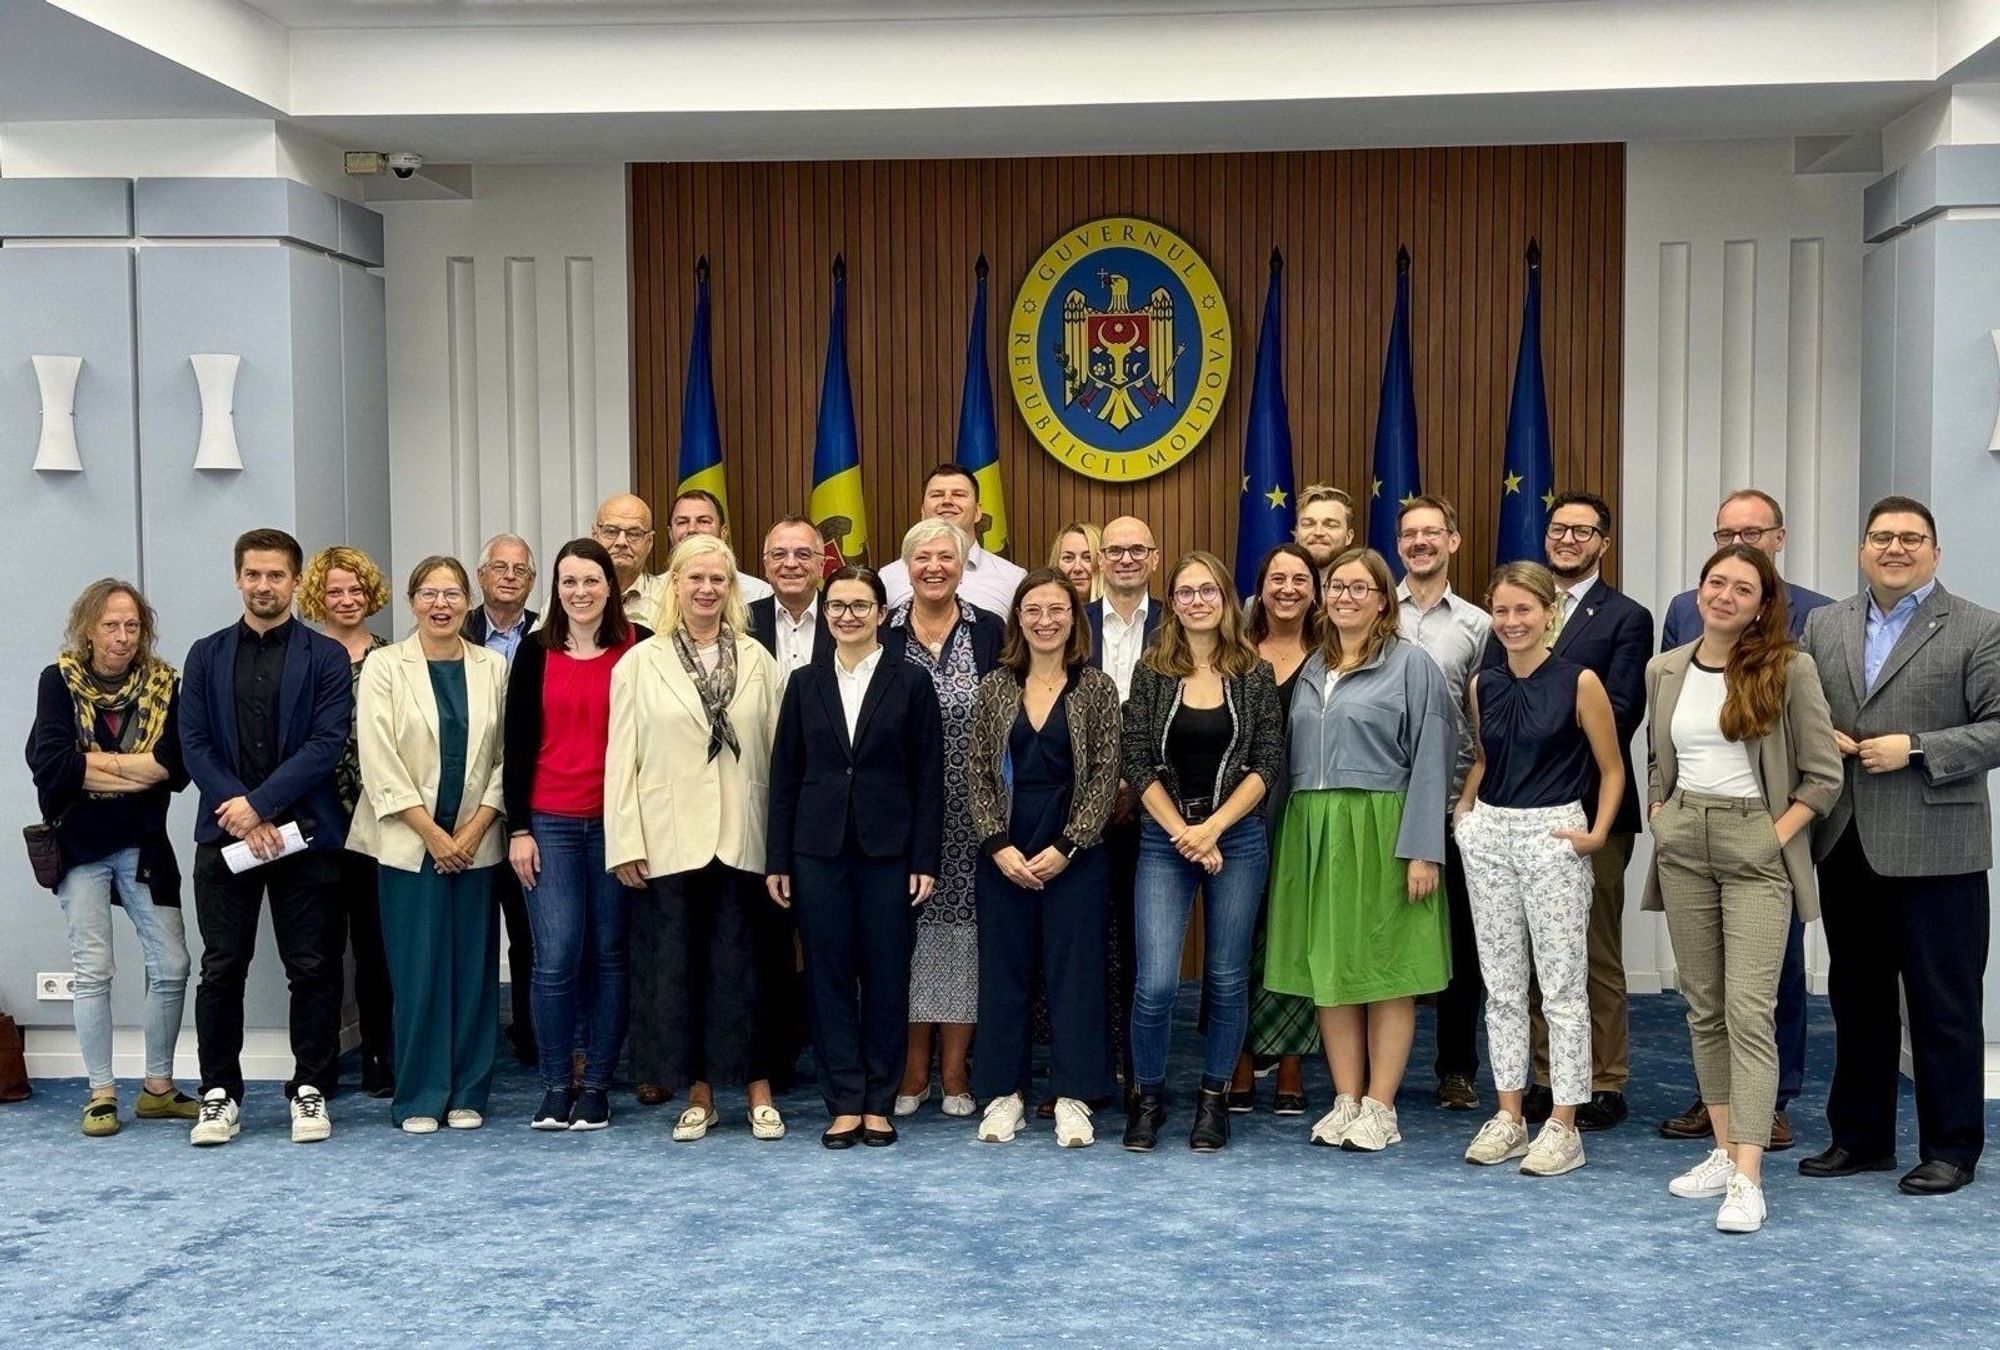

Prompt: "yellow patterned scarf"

[57,650,176,754]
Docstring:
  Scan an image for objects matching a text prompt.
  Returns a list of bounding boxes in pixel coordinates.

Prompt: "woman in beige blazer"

[1642,544,1841,1234]
[351,556,508,1135]
[606,533,784,1142]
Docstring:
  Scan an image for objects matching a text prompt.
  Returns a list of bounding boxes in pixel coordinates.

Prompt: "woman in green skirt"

[1265,547,1455,1153]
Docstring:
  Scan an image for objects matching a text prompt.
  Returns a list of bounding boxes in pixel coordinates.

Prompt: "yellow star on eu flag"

[1371,478,1383,498]
[1241,474,1251,494]
[1541,489,1557,509]
[1503,472,1524,495]
[1265,485,1288,509]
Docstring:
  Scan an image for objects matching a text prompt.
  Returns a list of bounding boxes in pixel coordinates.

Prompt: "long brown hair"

[998,568,1092,674]
[539,538,633,651]
[1317,547,1401,670]
[1247,542,1325,649]
[1147,551,1261,679]
[1698,544,1793,741]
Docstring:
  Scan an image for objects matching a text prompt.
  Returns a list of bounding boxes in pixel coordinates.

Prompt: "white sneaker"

[1669,1147,1736,1199]
[1340,1097,1402,1152]
[446,1108,483,1131]
[1716,1172,1767,1233]
[892,1084,932,1117]
[289,1086,332,1144]
[978,1093,1024,1143]
[189,1089,239,1147]
[940,1092,977,1117]
[1310,1093,1362,1147]
[1520,1117,1586,1176]
[402,1116,440,1135]
[1053,1097,1095,1148]
[1463,1110,1530,1166]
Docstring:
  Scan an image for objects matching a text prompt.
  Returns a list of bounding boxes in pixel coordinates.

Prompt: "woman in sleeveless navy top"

[1452,561,1625,1177]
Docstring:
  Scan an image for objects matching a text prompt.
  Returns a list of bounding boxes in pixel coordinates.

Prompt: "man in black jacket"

[747,516,832,679]
[1484,491,1653,1131]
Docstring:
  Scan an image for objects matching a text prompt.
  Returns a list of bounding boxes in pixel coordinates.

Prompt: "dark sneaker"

[533,1088,575,1131]
[569,1088,611,1132]
[1436,1073,1479,1112]
[1575,1090,1629,1132]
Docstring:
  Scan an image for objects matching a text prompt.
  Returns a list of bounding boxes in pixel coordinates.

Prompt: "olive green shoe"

[136,1088,201,1120]
[81,1098,121,1138]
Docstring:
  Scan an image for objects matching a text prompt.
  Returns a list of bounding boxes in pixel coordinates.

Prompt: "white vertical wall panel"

[446,255,481,567]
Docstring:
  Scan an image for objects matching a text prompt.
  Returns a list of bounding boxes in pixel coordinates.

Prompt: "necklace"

[911,608,954,653]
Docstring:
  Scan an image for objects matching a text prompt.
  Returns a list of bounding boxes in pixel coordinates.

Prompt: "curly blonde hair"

[299,546,390,624]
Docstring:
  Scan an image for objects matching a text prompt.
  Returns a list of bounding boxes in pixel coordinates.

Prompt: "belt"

[1671,789,1765,813]
[1178,796,1214,824]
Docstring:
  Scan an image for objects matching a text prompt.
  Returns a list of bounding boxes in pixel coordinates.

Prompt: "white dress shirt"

[834,645,884,740]
[1100,594,1151,703]
[737,573,775,604]
[880,540,1026,617]
[621,571,668,629]
[772,597,820,679]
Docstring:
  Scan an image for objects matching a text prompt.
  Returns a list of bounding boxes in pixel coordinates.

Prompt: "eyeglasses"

[1324,582,1378,600]
[1172,584,1222,606]
[765,547,819,564]
[414,588,466,605]
[824,600,876,618]
[1713,527,1777,546]
[1020,604,1073,623]
[480,562,533,578]
[1101,545,1156,561]
[1397,526,1448,543]
[1865,530,1931,551]
[594,524,653,543]
[1546,523,1605,542]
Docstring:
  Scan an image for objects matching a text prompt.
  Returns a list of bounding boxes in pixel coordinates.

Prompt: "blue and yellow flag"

[675,255,727,515]
[810,254,868,568]
[1369,245,1421,573]
[955,254,1008,555]
[1497,238,1556,565]
[1236,248,1296,593]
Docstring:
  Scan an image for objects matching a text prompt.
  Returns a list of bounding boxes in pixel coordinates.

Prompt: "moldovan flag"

[810,253,868,570]
[675,255,727,515]
[955,254,1009,555]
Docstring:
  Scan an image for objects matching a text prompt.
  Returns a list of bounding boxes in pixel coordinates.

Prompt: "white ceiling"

[0,1,273,121]
[239,0,1578,27]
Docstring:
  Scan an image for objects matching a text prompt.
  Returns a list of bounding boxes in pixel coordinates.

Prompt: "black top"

[233,618,291,792]
[1119,662,1287,816]
[1165,701,1231,808]
[1476,655,1594,810]
[1006,694,1075,855]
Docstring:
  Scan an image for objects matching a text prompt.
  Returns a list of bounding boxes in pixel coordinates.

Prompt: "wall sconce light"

[31,354,83,473]
[191,353,244,471]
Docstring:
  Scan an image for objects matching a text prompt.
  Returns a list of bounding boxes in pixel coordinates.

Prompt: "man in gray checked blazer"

[1798,495,2000,1196]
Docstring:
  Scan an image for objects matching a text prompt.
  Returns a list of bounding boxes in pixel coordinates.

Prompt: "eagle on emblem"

[1055,270,1184,432]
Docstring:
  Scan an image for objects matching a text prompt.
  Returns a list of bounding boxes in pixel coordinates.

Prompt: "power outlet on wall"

[37,971,76,1001]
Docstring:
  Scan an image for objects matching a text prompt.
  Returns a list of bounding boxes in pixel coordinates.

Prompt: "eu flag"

[810,254,868,569]
[675,255,727,516]
[1497,238,1555,565]
[955,254,1009,555]
[1236,248,1296,593]
[1369,245,1421,572]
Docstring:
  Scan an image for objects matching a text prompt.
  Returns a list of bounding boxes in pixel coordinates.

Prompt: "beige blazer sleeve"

[603,648,647,874]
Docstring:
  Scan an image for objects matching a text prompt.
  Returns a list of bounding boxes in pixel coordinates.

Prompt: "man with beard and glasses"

[181,528,354,1148]
[1394,495,1492,1114]
[1294,484,1357,582]
[879,464,1026,616]
[1483,491,1653,1132]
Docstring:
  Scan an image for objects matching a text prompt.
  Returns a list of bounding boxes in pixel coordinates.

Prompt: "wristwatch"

[1908,734,1926,766]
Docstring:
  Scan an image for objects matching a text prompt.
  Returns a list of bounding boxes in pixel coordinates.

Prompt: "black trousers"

[336,849,395,1080]
[1820,825,1990,1169]
[1433,830,1483,1080]
[971,846,1113,1102]
[1105,813,1141,1080]
[493,865,536,1055]
[192,844,343,1101]
[793,851,912,1116]
[756,886,806,1092]
[629,860,767,1092]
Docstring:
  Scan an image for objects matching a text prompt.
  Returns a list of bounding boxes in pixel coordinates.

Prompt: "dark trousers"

[336,849,394,1082]
[1105,812,1141,1082]
[1820,825,1990,1169]
[493,865,535,1055]
[1433,830,1482,1081]
[378,862,499,1124]
[192,844,343,1102]
[756,888,806,1092]
[793,851,912,1117]
[629,860,766,1092]
[971,846,1113,1102]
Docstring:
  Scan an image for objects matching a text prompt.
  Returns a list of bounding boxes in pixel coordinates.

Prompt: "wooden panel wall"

[630,147,1623,593]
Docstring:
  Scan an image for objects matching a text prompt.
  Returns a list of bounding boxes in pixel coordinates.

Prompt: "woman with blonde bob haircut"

[1048,521,1104,603]
[1118,551,1286,1152]
[1264,547,1456,1154]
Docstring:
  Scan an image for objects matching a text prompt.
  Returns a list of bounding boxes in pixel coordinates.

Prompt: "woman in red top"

[503,538,651,1131]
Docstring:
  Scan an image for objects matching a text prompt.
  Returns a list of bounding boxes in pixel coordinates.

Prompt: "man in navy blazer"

[747,517,835,679]
[1655,489,1832,1150]
[180,528,353,1145]
[1484,492,1654,1131]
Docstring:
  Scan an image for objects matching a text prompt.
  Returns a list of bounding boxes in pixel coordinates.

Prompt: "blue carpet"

[3,990,1996,1346]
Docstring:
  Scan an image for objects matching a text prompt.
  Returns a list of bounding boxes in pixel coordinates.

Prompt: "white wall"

[1621,138,1871,993]
[375,163,630,620]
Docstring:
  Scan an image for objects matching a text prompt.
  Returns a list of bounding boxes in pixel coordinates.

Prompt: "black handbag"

[23,816,65,891]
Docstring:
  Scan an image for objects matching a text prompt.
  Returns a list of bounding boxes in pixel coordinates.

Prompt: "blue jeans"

[523,813,631,1091]
[56,849,190,1089]
[1130,815,1270,1089]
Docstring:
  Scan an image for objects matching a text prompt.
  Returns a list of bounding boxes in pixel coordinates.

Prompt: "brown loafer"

[1767,1109,1796,1152]
[1659,1097,1710,1139]
[1036,1096,1057,1120]
[635,1082,672,1106]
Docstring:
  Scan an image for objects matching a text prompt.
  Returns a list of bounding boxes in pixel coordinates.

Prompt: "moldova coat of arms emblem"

[1008,216,1232,482]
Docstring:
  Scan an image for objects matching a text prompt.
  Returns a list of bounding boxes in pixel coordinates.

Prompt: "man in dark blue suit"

[1656,488,1832,1151]
[180,528,354,1146]
[1484,492,1654,1131]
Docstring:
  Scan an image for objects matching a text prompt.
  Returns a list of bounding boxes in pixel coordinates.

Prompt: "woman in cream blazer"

[351,557,508,1134]
[606,534,785,1142]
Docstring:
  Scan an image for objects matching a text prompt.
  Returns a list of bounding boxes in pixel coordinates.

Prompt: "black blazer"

[502,623,652,827]
[1482,576,1653,834]
[746,595,833,666]
[465,605,539,650]
[1086,596,1163,674]
[886,603,1007,675]
[766,649,945,876]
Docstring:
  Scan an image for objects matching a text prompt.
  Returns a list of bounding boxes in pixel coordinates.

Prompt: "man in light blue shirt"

[467,533,537,666]
[1866,577,1939,693]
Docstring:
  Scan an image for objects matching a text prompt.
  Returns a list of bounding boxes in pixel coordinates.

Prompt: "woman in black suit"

[767,566,944,1148]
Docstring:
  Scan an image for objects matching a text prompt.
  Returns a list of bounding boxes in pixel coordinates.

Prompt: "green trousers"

[379,862,499,1125]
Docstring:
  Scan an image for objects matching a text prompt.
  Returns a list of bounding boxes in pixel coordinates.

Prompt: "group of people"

[26,459,1999,1236]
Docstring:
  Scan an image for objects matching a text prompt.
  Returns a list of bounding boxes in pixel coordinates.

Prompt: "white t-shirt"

[1670,661,1761,799]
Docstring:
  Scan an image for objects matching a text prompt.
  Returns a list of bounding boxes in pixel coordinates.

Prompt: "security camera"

[386,152,424,180]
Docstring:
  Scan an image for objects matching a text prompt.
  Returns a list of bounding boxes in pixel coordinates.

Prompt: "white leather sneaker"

[1464,1110,1530,1166]
[1310,1093,1362,1147]
[1716,1172,1767,1233]
[1669,1147,1736,1199]
[289,1086,332,1144]
[978,1093,1024,1143]
[1053,1097,1095,1148]
[189,1089,239,1147]
[1340,1097,1402,1152]
[1520,1118,1586,1176]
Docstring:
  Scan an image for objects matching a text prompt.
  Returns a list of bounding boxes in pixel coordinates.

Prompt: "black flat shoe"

[1122,1092,1165,1152]
[1226,1087,1256,1114]
[822,1122,864,1150]
[1575,1090,1628,1132]
[1272,1091,1308,1117]
[1899,1159,1974,1195]
[1798,1145,1898,1178]
[861,1123,898,1148]
[1189,1088,1230,1153]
